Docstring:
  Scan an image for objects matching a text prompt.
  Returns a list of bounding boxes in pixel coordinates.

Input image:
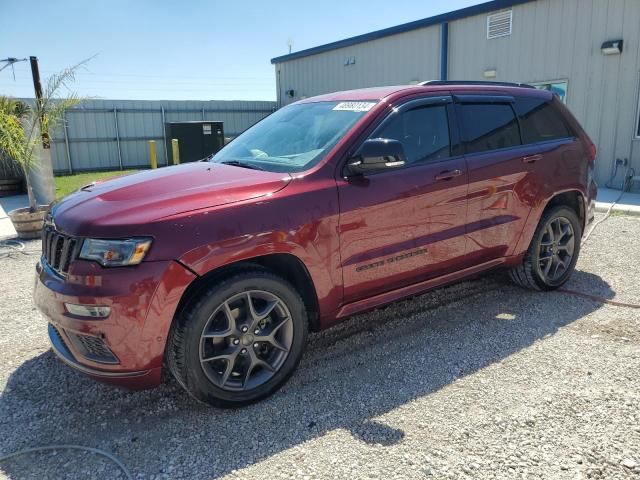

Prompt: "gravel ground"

[0,214,639,480]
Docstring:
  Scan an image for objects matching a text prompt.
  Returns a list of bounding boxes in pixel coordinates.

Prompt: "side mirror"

[347,138,406,175]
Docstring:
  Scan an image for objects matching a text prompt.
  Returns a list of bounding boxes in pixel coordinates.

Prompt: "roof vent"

[487,10,512,39]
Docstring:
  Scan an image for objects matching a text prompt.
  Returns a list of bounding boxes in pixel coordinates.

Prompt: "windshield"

[210,101,376,173]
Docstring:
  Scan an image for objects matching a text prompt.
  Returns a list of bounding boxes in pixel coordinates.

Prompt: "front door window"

[374,105,451,166]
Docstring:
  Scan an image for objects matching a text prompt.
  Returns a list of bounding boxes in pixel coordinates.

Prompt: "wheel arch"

[174,253,321,333]
[542,190,585,230]
[513,189,586,257]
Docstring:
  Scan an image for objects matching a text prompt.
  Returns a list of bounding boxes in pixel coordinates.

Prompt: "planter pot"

[8,206,49,239]
[0,178,24,197]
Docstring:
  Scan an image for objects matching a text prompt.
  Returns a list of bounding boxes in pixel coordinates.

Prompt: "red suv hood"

[52,162,291,235]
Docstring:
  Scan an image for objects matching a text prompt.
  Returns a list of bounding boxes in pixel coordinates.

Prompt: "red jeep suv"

[34,81,597,407]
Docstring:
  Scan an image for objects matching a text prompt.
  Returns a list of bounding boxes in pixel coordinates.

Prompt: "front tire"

[509,206,582,291]
[166,270,308,408]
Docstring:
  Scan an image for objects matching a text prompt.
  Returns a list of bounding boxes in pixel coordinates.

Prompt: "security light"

[601,40,623,55]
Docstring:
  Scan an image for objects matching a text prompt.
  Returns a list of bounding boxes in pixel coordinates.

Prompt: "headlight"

[79,238,152,267]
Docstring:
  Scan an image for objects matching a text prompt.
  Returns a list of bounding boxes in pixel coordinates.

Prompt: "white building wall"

[448,0,640,187]
[275,26,441,106]
[274,0,640,188]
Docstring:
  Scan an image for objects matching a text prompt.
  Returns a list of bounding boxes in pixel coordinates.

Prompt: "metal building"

[48,99,276,173]
[271,0,640,189]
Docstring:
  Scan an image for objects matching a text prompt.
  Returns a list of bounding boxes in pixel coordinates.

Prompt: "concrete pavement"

[595,187,640,216]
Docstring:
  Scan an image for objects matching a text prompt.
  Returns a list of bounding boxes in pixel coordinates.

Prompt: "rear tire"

[166,270,308,408]
[509,206,582,291]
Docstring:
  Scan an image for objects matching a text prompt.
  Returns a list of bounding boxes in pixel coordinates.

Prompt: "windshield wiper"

[219,160,265,171]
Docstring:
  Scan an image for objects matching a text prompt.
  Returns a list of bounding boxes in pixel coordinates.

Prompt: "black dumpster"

[164,121,224,164]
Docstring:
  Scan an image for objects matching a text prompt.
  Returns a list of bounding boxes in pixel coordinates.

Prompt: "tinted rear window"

[459,103,521,154]
[515,97,571,144]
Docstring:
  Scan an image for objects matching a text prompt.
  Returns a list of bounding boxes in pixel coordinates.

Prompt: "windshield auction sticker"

[333,102,376,112]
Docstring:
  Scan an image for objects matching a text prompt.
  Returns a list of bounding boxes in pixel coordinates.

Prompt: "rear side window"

[375,105,451,165]
[515,97,571,144]
[458,103,521,154]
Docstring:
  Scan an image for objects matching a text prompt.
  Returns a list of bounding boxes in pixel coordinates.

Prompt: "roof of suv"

[298,82,550,104]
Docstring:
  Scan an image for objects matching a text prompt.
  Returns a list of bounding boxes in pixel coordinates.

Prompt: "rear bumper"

[34,257,196,389]
[586,181,597,226]
[586,199,595,226]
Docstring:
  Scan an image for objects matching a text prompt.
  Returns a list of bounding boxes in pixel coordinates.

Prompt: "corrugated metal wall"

[448,0,640,188]
[275,26,441,106]
[49,99,276,173]
[273,0,640,188]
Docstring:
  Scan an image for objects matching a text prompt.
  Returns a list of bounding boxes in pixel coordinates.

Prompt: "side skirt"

[335,257,519,319]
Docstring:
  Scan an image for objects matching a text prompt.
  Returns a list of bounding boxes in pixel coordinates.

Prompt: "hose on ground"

[0,444,133,480]
[0,239,25,253]
[558,288,640,310]
[581,189,624,245]
[0,239,40,259]
[582,163,632,245]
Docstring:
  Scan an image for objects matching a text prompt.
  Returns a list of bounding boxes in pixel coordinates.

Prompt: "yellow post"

[171,138,180,165]
[148,140,157,169]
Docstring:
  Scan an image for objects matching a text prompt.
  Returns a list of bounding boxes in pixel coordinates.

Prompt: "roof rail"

[418,80,536,89]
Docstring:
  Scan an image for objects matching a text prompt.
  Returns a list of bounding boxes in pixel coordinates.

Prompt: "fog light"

[64,303,111,319]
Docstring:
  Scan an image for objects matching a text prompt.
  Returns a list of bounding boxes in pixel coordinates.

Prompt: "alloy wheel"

[199,290,294,391]
[538,216,575,283]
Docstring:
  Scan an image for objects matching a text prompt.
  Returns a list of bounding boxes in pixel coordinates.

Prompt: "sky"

[1,0,482,102]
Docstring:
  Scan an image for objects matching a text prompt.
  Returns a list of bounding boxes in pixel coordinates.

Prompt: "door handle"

[435,169,463,181]
[522,154,543,164]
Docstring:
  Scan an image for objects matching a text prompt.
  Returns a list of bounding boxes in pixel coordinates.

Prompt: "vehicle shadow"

[0,269,612,479]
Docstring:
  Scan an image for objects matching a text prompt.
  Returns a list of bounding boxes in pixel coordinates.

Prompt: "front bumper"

[48,323,162,388]
[34,257,196,389]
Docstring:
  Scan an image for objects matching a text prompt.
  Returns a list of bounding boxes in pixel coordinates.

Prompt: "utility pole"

[30,56,49,149]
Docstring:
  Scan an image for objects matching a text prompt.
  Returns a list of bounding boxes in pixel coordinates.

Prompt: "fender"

[177,180,344,321]
[512,186,587,256]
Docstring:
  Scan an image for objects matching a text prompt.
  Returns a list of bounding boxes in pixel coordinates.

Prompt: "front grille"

[66,331,119,364]
[42,224,78,276]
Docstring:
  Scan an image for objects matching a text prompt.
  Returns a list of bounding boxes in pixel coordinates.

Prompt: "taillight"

[587,141,597,161]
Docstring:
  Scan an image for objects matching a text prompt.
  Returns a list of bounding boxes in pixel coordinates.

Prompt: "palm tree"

[0,97,27,179]
[0,61,86,211]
